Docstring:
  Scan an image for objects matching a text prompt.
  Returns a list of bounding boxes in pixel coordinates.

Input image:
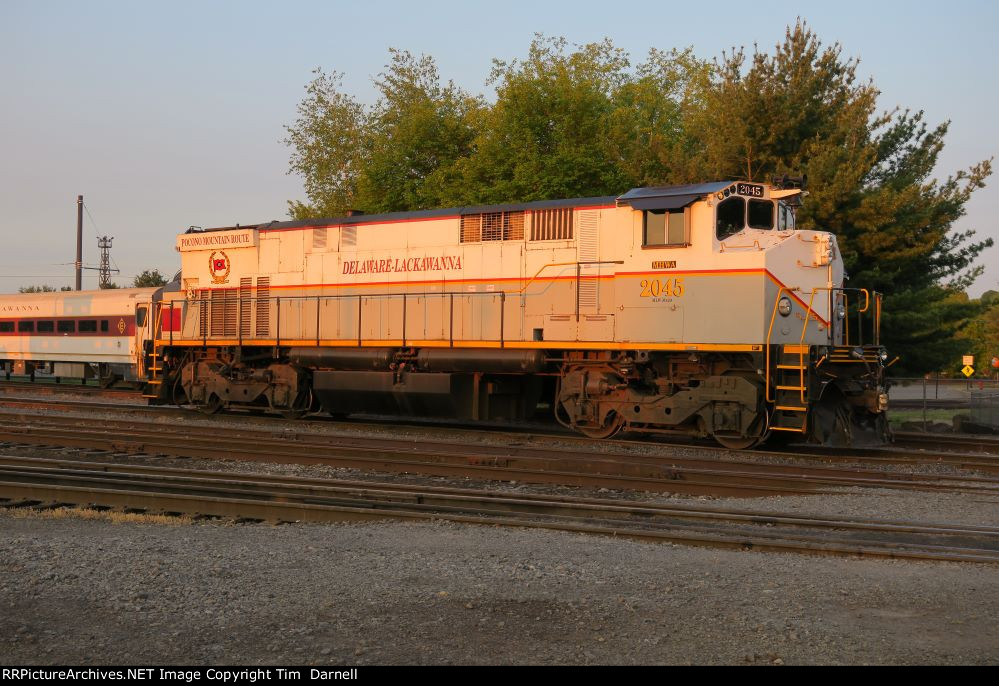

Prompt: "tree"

[284,40,704,215]
[675,21,992,374]
[132,269,168,288]
[284,69,367,219]
[957,292,999,375]
[454,37,705,204]
[284,52,480,219]
[284,26,992,373]
[356,49,481,212]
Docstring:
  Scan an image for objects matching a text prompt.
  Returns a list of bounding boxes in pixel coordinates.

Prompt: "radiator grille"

[239,278,252,338]
[461,211,524,242]
[313,227,328,250]
[255,277,270,337]
[531,208,573,240]
[210,289,237,337]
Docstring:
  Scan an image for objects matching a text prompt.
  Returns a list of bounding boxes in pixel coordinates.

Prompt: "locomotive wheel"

[198,393,224,415]
[279,387,313,420]
[712,409,767,450]
[713,433,762,450]
[577,411,625,439]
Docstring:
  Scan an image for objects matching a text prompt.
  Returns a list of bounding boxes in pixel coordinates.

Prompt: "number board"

[736,183,764,198]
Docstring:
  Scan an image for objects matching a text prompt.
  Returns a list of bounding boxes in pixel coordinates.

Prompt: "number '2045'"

[640,278,684,298]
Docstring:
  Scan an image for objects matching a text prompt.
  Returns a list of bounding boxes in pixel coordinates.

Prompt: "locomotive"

[0,180,890,447]
[143,179,891,448]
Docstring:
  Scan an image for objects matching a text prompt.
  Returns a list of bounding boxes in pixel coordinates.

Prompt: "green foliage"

[18,285,59,293]
[957,293,999,374]
[132,269,168,288]
[99,282,120,289]
[666,21,993,374]
[284,38,705,214]
[284,69,366,219]
[284,23,992,374]
[357,50,481,212]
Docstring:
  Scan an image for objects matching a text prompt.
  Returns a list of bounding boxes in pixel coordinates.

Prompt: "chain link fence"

[888,376,999,433]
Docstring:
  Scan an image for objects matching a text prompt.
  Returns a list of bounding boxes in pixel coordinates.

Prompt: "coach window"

[79,320,97,333]
[0,322,13,333]
[748,200,775,230]
[37,321,54,333]
[100,320,109,332]
[17,321,33,333]
[57,320,75,334]
[136,307,147,327]
[716,196,745,240]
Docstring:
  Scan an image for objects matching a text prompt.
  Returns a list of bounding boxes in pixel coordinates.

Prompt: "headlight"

[778,297,792,317]
[836,306,846,319]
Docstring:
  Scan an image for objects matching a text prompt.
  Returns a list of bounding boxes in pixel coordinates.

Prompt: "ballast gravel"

[1,509,998,666]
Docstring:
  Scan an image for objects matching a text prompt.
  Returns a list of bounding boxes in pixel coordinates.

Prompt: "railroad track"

[0,408,997,499]
[2,455,997,564]
[1,391,996,456]
[2,392,999,474]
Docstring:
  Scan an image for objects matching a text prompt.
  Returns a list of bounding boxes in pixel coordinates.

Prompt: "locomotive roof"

[193,181,742,233]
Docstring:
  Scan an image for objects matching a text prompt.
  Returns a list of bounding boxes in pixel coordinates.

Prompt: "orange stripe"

[158,338,761,353]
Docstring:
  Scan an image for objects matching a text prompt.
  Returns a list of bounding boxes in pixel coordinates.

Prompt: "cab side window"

[778,202,796,231]
[644,209,687,247]
[716,197,745,240]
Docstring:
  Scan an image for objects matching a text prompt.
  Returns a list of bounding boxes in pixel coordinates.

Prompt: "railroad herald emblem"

[117,318,126,335]
[209,250,231,284]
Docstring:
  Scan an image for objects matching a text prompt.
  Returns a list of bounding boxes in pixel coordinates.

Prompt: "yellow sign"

[963,355,975,366]
[962,365,975,377]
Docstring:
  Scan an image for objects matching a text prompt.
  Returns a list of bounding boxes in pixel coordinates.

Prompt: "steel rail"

[0,395,997,474]
[0,412,997,499]
[2,457,997,564]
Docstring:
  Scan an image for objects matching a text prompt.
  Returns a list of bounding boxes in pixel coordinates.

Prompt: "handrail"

[765,285,794,404]
[718,240,762,251]
[505,261,576,295]
[186,290,512,346]
[502,259,623,295]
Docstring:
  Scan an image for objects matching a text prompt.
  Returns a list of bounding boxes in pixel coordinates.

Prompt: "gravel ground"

[2,398,998,665]
[1,510,998,666]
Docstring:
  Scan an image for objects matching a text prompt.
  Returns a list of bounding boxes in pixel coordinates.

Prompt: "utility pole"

[97,236,114,289]
[75,195,83,290]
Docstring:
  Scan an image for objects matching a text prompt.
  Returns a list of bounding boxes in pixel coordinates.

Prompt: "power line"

[82,202,101,238]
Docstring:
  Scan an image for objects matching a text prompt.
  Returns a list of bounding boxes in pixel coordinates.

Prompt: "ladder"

[142,302,164,399]
[770,343,809,434]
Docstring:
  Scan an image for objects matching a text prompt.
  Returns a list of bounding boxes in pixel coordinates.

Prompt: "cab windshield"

[716,197,776,239]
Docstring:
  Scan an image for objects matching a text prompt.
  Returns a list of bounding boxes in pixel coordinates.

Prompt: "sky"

[1,0,996,295]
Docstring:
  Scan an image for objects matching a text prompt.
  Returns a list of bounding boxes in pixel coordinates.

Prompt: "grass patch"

[888,408,961,428]
[4,506,194,526]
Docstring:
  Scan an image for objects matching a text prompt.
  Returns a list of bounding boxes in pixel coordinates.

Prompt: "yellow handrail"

[503,262,578,295]
[765,286,794,403]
